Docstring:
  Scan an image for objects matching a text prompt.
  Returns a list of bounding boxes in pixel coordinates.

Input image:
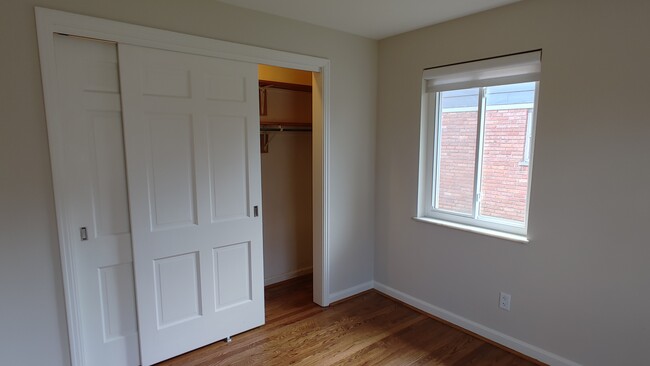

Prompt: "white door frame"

[35,7,331,366]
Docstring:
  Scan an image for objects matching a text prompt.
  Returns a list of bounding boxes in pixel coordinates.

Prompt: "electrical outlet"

[499,292,511,311]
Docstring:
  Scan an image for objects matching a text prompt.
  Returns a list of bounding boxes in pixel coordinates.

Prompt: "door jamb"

[35,7,331,366]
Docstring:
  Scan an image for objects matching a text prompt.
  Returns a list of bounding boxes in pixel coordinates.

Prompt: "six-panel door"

[118,44,265,366]
[52,35,140,366]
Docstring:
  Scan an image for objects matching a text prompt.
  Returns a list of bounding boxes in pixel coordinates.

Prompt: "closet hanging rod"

[260,124,312,132]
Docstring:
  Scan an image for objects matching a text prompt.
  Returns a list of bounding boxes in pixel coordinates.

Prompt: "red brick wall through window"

[437,109,529,222]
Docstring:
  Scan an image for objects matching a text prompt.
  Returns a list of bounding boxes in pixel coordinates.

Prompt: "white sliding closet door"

[118,44,264,365]
[52,35,140,366]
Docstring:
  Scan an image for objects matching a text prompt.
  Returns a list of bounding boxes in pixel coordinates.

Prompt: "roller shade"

[424,51,541,92]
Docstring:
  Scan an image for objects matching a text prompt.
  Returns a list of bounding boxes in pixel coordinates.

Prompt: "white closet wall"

[261,132,313,285]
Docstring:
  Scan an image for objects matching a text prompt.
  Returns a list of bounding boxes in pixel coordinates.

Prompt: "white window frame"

[416,51,541,241]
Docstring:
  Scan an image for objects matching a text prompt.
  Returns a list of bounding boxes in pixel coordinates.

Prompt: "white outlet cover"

[499,292,511,311]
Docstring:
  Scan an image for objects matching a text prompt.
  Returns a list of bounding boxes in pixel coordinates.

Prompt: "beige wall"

[375,0,649,365]
[261,133,313,284]
[0,1,376,365]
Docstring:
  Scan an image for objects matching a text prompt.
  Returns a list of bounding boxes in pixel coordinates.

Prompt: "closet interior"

[258,65,313,286]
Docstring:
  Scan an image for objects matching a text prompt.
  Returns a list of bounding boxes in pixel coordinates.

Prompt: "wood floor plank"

[337,319,463,366]
[410,333,484,366]
[156,276,543,366]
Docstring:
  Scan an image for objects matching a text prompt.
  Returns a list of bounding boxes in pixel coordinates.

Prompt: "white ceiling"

[218,0,521,40]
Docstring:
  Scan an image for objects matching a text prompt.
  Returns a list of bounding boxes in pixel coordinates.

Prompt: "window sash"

[431,87,484,218]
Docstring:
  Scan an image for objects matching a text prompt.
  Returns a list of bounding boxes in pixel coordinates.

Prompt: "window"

[417,51,541,238]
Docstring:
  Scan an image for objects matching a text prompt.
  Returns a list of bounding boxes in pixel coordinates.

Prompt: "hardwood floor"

[157,276,541,365]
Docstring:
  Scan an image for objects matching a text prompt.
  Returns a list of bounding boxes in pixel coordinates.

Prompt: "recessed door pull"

[80,227,88,241]
[253,206,259,217]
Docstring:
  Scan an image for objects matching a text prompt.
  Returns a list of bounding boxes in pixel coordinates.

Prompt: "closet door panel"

[52,34,139,366]
[208,115,249,221]
[119,44,264,366]
[147,113,197,229]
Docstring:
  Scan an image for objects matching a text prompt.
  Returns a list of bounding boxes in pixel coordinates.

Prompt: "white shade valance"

[424,51,541,92]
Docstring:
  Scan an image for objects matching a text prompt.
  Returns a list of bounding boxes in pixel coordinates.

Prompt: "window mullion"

[473,87,487,219]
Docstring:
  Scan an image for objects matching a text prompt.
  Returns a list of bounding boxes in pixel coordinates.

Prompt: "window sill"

[412,216,529,243]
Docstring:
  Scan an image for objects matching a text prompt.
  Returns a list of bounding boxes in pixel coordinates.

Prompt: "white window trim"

[412,216,529,243]
[417,51,541,240]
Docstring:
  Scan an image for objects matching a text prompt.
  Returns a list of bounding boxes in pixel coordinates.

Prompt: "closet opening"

[258,65,315,293]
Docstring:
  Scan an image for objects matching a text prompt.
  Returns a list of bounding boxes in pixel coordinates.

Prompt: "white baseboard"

[264,267,313,286]
[373,282,581,366]
[328,281,374,303]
